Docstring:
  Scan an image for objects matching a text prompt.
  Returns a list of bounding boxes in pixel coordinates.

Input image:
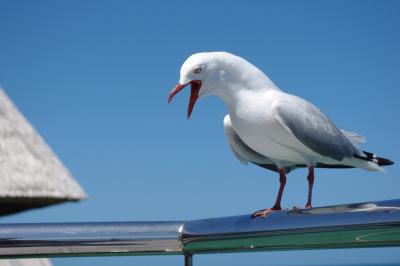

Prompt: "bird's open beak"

[168,80,202,119]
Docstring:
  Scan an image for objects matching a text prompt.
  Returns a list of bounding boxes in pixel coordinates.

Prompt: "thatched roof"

[0,88,86,215]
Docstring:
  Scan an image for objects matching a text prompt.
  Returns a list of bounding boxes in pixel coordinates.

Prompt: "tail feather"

[254,151,393,174]
[354,151,394,167]
[342,130,366,144]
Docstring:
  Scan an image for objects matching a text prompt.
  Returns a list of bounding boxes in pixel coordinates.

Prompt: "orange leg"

[252,169,286,218]
[305,165,314,208]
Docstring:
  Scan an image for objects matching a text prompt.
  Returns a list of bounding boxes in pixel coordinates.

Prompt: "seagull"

[168,52,394,218]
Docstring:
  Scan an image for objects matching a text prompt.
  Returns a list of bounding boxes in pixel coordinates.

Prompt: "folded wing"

[272,96,362,162]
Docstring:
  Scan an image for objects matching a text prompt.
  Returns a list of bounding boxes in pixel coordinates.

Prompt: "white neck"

[192,52,281,113]
[211,62,280,112]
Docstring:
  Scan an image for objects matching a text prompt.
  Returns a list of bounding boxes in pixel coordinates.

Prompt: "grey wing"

[272,97,361,161]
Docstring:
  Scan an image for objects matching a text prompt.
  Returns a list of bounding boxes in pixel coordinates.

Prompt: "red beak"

[168,80,202,119]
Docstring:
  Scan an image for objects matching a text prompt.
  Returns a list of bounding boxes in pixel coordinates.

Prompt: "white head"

[168,52,276,118]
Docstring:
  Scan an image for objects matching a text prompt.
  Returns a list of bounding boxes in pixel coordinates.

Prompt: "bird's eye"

[193,67,201,74]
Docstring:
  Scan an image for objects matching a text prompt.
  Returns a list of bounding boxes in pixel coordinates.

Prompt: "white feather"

[341,130,366,145]
[177,52,388,172]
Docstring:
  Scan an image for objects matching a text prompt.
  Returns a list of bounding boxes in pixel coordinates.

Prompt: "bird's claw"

[292,204,313,211]
[251,207,281,219]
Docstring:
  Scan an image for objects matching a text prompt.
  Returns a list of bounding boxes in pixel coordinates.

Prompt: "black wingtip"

[377,157,394,166]
[355,151,394,167]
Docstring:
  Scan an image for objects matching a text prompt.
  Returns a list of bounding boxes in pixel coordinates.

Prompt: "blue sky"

[1,1,400,265]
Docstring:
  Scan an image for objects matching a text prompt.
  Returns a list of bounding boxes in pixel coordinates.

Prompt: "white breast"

[227,90,316,164]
